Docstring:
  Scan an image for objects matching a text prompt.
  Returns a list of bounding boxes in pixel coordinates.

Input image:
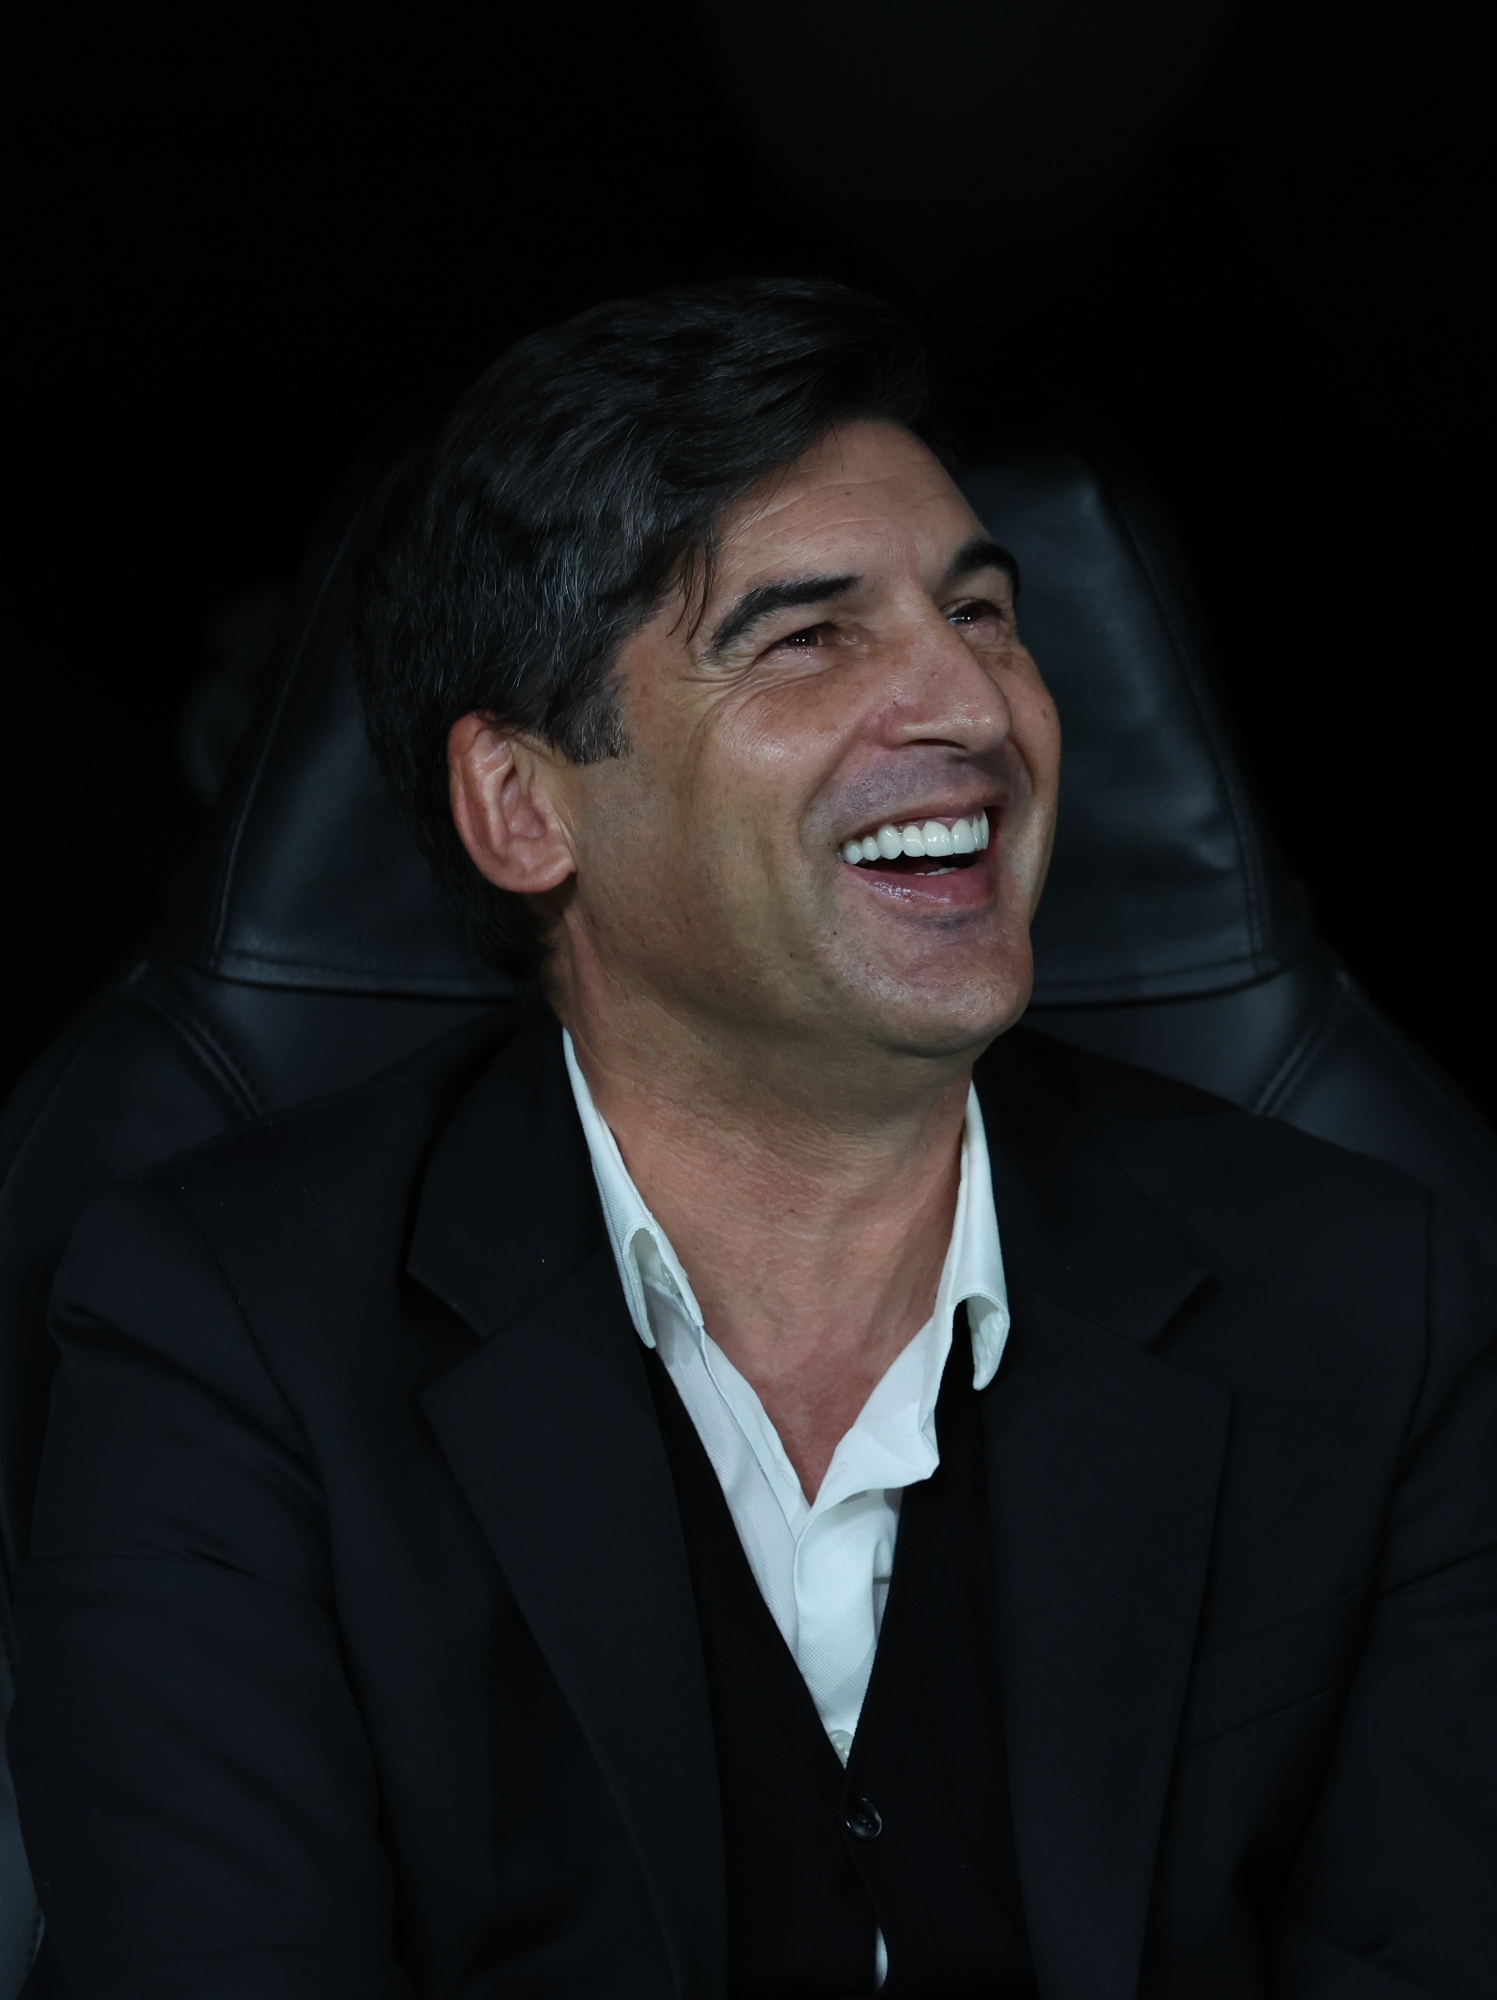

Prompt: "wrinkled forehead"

[710,421,982,590]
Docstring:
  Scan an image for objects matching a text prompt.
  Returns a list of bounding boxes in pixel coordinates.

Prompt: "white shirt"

[563,1031,1011,1760]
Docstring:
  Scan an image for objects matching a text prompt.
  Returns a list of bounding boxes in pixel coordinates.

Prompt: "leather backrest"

[962,451,1314,1005]
[964,452,1497,1268]
[156,513,511,1000]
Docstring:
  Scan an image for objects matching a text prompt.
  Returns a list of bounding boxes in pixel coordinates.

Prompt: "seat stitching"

[132,965,266,1124]
[1250,975,1353,1117]
[205,513,362,967]
[1111,484,1275,974]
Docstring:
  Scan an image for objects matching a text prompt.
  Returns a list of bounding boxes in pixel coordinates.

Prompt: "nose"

[875,606,1015,756]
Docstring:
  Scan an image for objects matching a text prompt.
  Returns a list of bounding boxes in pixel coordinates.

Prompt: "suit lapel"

[977,1039,1232,2000]
[408,1020,725,2000]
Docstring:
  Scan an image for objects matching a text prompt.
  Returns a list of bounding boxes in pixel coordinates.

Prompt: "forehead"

[710,421,983,590]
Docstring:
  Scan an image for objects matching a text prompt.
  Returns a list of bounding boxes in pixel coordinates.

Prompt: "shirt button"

[844,1798,883,1841]
[828,1729,854,1765]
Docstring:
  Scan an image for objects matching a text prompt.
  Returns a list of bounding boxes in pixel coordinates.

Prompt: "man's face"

[553,421,1060,1065]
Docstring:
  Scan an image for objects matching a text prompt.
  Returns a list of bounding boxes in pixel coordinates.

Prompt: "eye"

[947,597,1008,632]
[770,621,834,651]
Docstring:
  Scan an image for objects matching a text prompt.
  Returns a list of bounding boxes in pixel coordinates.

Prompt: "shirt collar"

[562,1029,1009,1391]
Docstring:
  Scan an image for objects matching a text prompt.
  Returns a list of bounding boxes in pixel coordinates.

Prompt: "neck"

[561,974,972,1499]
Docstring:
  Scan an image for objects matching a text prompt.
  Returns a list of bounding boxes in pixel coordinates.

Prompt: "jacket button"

[845,1799,883,1840]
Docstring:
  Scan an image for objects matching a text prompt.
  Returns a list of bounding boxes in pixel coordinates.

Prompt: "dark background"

[9,1,1491,1112]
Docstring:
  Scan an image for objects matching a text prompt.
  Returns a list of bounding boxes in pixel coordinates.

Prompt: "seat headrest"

[161,449,1310,1005]
[161,514,513,998]
[965,451,1311,1005]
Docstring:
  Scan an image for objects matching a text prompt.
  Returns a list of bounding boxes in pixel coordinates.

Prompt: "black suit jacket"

[9,1012,1496,1999]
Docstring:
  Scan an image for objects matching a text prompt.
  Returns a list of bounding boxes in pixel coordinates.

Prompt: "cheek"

[577,747,752,937]
[569,751,683,909]
[1008,674,1062,794]
[692,672,860,817]
[610,667,856,901]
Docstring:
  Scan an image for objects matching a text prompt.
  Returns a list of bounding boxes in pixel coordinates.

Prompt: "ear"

[447,713,577,895]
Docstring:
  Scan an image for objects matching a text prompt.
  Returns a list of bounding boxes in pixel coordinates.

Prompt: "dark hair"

[352,277,937,976]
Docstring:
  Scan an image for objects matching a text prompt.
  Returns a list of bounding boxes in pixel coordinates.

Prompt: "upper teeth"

[840,814,990,865]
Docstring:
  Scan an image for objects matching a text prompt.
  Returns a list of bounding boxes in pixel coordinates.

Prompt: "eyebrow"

[701,537,1020,661]
[947,536,1020,593]
[704,573,860,659]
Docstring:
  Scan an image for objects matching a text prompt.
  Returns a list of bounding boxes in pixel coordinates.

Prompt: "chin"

[850,955,1034,1063]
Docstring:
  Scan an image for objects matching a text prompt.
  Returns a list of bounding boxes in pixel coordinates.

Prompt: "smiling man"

[12,282,1495,1998]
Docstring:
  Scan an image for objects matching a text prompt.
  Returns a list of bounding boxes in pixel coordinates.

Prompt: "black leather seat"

[978,453,1497,1267]
[1,449,1492,1995]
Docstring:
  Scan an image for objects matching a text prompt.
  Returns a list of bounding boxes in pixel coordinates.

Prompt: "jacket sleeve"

[1277,1201,1497,1999]
[7,1180,414,2000]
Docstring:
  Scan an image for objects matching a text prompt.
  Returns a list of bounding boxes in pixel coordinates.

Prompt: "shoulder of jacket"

[995,1020,1433,1216]
[137,1004,531,1219]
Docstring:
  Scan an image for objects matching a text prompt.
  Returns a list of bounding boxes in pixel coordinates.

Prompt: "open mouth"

[838,813,991,879]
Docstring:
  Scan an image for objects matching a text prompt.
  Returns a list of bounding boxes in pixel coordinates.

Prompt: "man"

[10,281,1495,1997]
